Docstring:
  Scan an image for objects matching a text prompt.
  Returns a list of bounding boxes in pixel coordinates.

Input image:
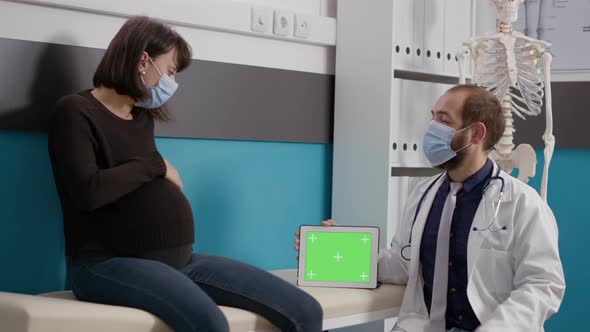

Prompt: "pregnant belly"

[96,178,195,254]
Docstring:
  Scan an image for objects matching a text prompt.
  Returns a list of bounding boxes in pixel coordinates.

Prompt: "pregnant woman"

[48,16,322,332]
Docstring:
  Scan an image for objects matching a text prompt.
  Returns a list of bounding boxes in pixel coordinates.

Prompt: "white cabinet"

[411,0,426,69]
[333,5,476,331]
[423,0,446,73]
[393,0,415,70]
[444,0,473,76]
[394,0,472,75]
[391,79,454,167]
[332,3,475,329]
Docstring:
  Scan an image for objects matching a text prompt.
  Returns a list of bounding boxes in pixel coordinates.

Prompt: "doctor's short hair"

[93,16,192,121]
[448,84,505,151]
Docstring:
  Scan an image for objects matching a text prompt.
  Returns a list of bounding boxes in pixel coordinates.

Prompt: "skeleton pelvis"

[490,143,537,183]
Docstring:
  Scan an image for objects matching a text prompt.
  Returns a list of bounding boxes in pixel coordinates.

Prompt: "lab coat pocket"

[478,248,513,296]
[480,227,512,252]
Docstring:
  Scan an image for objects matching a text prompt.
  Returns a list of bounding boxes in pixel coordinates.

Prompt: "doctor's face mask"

[422,121,473,168]
[424,85,505,170]
[424,90,477,170]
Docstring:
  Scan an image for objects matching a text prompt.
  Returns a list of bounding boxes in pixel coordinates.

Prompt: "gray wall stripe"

[0,37,334,144]
[0,38,588,148]
[512,81,590,149]
[391,167,442,177]
[394,70,471,85]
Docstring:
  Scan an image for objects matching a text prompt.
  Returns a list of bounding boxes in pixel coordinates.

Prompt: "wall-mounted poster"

[514,0,590,71]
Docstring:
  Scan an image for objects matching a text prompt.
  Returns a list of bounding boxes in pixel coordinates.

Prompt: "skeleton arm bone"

[457,35,503,85]
[457,45,471,85]
[512,31,551,49]
[540,51,554,202]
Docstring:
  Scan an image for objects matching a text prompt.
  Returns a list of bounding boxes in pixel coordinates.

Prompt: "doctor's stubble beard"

[436,129,472,171]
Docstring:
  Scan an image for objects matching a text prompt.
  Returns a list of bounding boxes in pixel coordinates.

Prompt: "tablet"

[297,225,379,289]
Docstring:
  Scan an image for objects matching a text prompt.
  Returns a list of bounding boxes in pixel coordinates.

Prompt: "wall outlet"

[273,10,294,36]
[251,6,272,33]
[294,14,311,39]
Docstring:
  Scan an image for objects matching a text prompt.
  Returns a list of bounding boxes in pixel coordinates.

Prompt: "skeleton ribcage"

[473,37,545,119]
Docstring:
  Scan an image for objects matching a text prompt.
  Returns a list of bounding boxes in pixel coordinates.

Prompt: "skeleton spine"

[496,94,515,157]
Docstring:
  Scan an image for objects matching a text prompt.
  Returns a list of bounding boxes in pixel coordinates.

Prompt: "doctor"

[295,85,565,332]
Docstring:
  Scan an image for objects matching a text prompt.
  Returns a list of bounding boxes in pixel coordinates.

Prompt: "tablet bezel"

[297,225,379,289]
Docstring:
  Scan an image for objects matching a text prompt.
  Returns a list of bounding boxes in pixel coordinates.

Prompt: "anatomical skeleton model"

[457,0,554,201]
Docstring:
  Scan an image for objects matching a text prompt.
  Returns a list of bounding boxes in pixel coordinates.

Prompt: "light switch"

[251,7,272,33]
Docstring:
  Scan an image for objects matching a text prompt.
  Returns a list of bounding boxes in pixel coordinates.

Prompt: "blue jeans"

[68,253,323,332]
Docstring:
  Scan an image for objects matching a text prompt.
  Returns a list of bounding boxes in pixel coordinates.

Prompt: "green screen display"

[304,231,373,283]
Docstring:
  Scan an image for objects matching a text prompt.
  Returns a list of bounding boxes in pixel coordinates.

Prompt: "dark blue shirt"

[420,159,493,331]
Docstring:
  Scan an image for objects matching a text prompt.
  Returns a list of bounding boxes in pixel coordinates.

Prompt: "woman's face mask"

[135,57,178,109]
[422,120,473,167]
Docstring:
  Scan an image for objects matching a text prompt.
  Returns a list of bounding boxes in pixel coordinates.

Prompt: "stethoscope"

[400,167,506,261]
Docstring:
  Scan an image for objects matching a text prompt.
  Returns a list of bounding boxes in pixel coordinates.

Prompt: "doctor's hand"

[164,159,183,190]
[294,219,336,260]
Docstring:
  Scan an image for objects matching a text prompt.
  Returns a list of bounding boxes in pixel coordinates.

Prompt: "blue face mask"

[135,57,178,109]
[422,120,472,167]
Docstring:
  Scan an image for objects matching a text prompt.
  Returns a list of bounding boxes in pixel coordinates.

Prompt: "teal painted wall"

[0,131,585,332]
[0,131,332,294]
[0,132,65,294]
[528,149,590,331]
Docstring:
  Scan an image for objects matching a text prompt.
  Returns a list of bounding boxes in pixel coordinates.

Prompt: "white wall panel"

[0,0,335,74]
[393,0,414,70]
[423,0,445,73]
[411,0,426,70]
[390,80,453,167]
[444,0,472,76]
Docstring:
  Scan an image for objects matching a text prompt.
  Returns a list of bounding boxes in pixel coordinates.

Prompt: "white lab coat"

[378,163,565,332]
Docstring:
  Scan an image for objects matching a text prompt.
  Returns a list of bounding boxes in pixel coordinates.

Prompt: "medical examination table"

[0,269,404,331]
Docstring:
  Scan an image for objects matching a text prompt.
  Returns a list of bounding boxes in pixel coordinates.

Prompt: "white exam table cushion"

[0,269,404,331]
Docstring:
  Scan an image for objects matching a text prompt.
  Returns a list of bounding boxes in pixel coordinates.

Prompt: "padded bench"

[0,269,404,331]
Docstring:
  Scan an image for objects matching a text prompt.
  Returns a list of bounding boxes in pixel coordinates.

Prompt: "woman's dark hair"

[93,16,192,121]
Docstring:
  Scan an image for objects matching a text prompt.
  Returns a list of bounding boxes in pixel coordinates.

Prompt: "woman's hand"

[164,159,183,190]
[294,219,336,260]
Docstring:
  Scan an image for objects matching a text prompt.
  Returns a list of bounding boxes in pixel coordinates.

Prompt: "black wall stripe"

[0,37,335,144]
